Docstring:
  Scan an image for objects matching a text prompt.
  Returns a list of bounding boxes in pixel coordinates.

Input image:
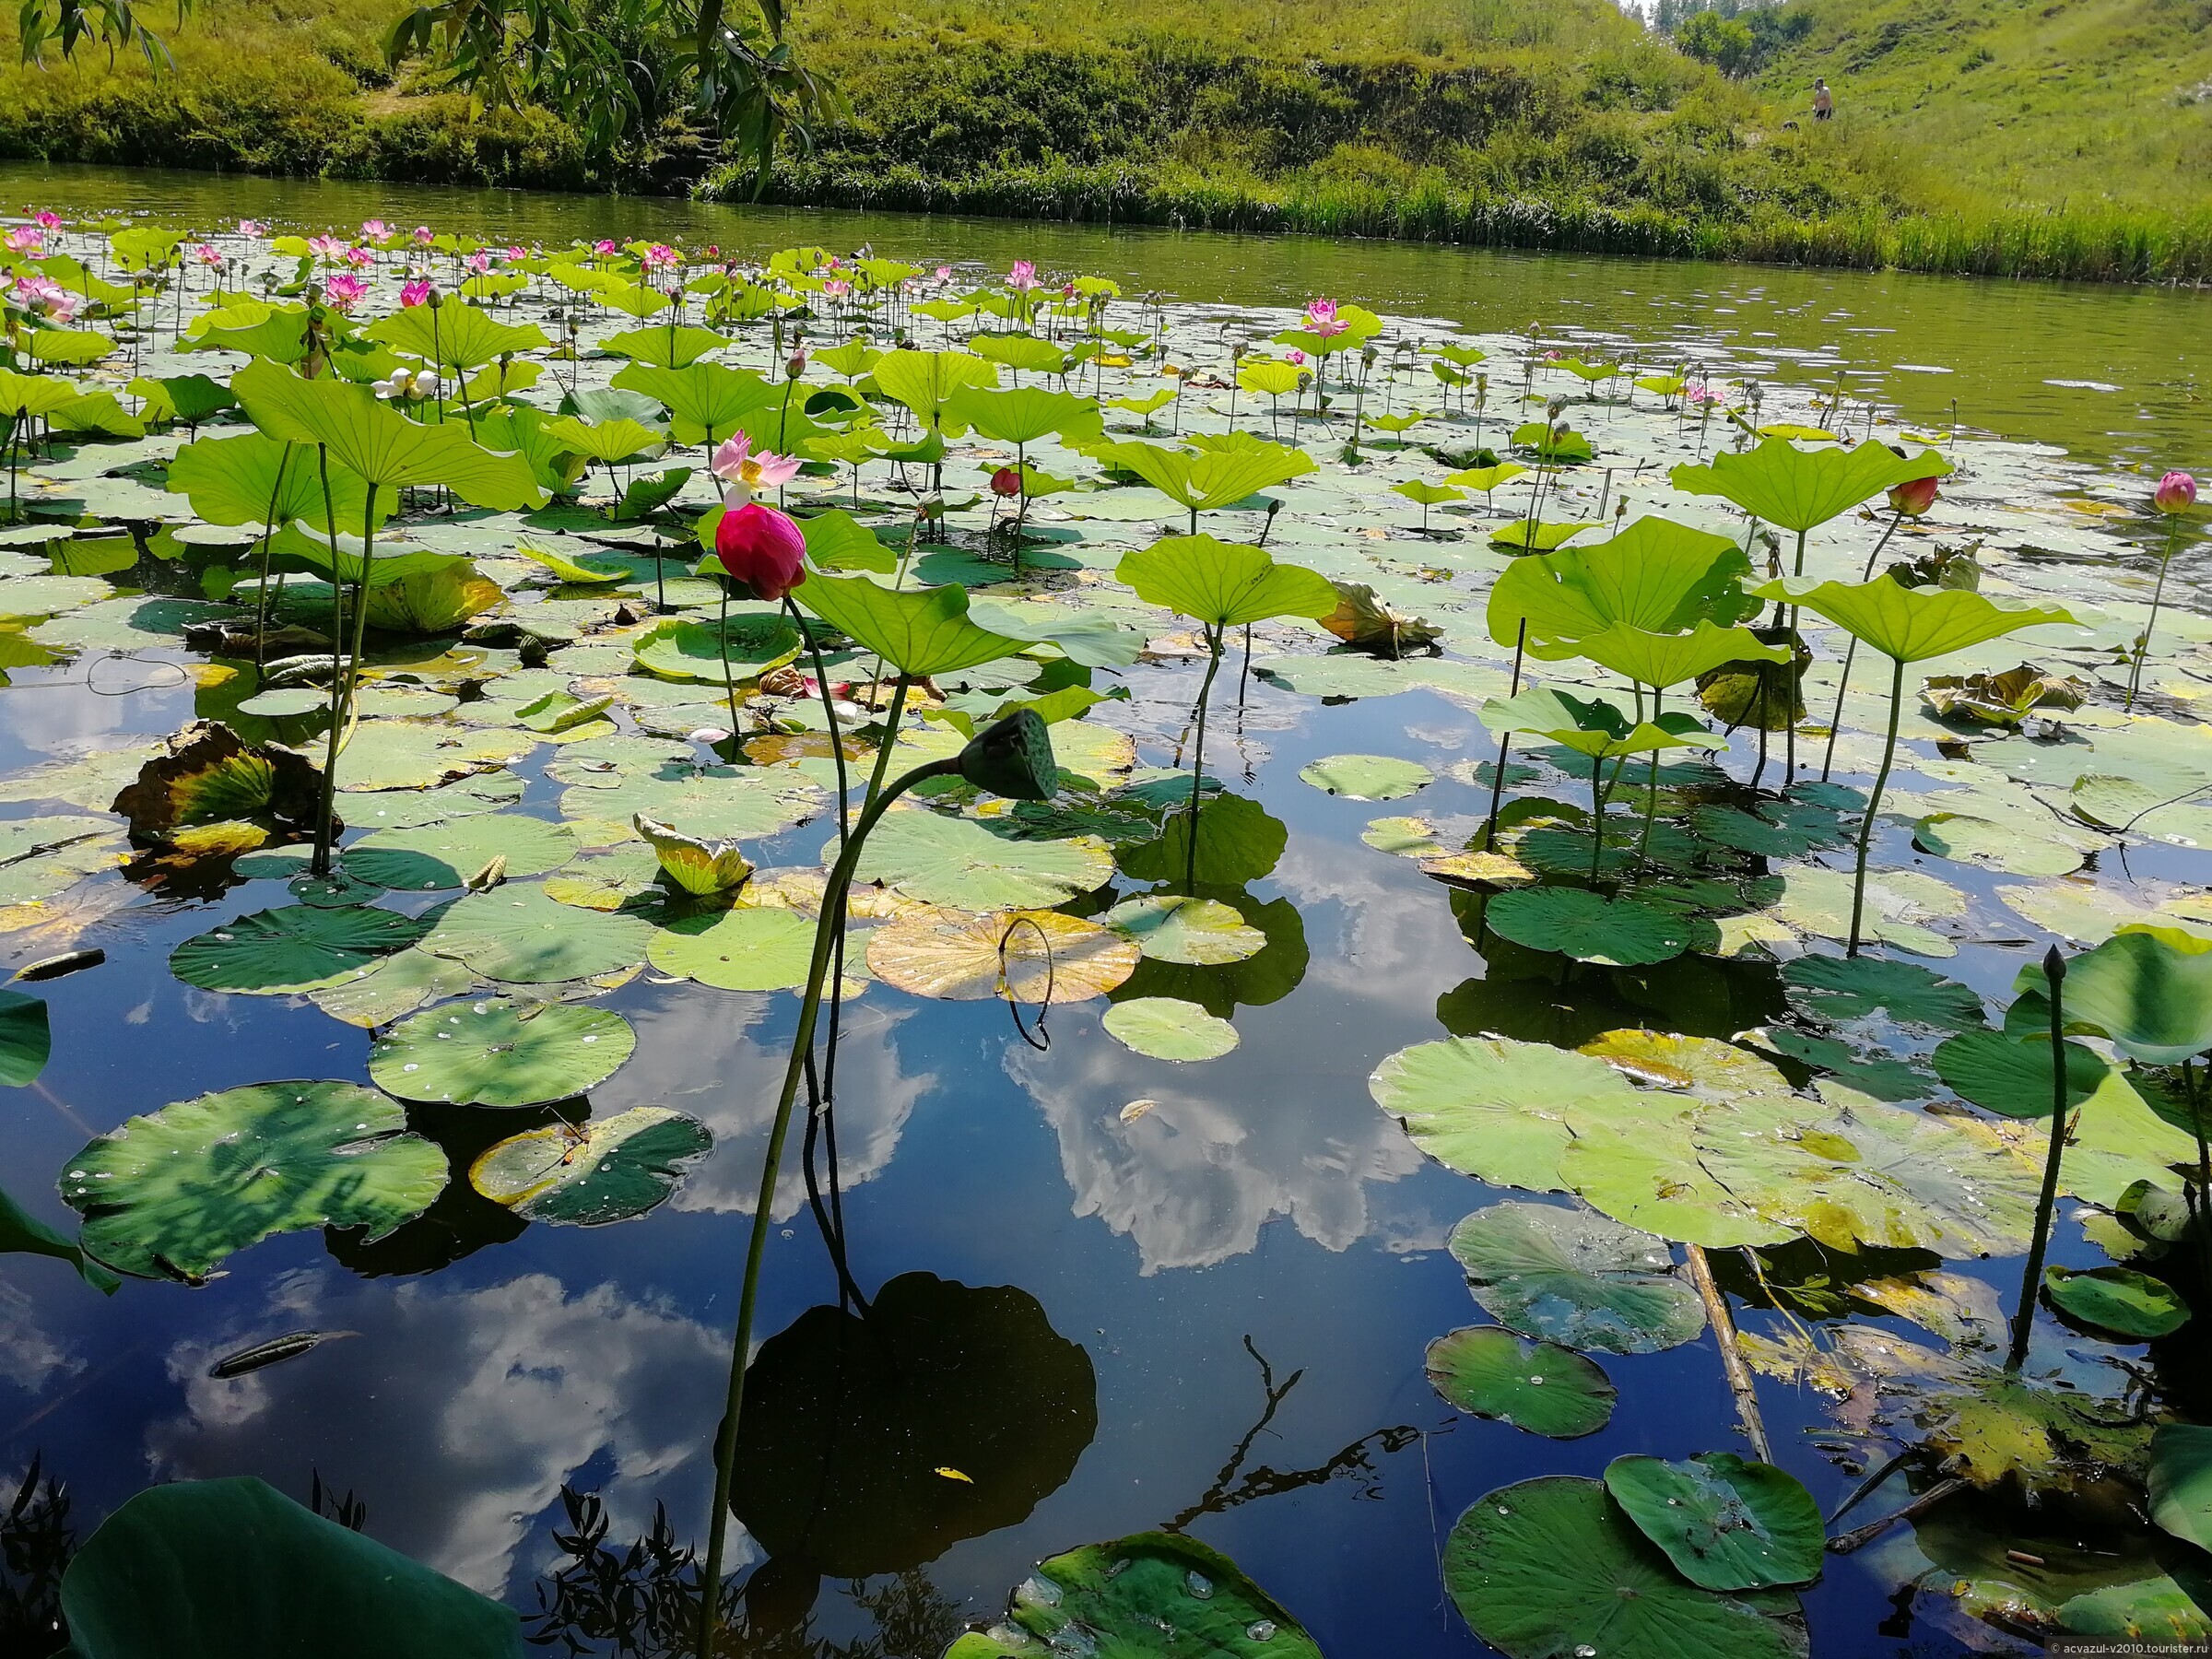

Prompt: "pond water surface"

[1,160,2209,1659]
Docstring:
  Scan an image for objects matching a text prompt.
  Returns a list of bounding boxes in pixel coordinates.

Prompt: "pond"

[0,159,2209,1659]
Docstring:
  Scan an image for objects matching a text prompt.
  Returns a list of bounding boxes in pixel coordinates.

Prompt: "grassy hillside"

[0,0,2206,278]
[1753,0,2212,211]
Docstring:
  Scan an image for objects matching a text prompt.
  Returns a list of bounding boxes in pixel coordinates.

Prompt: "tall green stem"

[1820,511,1905,781]
[251,441,294,672]
[2006,947,2069,1373]
[311,481,378,877]
[1185,630,1224,893]
[860,674,912,812]
[2126,517,2184,712]
[1845,655,1905,958]
[693,754,958,1658]
[717,586,741,739]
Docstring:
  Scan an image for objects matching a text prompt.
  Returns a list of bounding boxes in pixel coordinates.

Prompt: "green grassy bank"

[2,0,2207,281]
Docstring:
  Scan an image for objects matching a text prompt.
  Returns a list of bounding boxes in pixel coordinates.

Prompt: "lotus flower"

[371,367,417,400]
[935,265,953,283]
[824,278,852,299]
[710,434,803,507]
[714,502,808,600]
[344,246,375,270]
[462,251,489,276]
[400,277,435,308]
[237,219,266,237]
[785,345,809,380]
[641,243,678,271]
[1287,348,1307,368]
[360,219,389,241]
[412,225,435,246]
[593,239,618,257]
[307,234,347,260]
[322,273,369,312]
[1304,297,1348,338]
[6,227,43,255]
[32,210,61,230]
[1888,475,1940,516]
[990,466,1022,499]
[1008,260,1039,291]
[506,245,527,262]
[13,274,75,323]
[2157,471,2198,514]
[194,243,222,267]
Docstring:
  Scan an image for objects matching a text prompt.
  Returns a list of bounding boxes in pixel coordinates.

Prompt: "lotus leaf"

[59,1081,446,1280]
[1671,437,1949,533]
[841,811,1112,910]
[2044,1265,2187,1339]
[470,1106,712,1224]
[647,907,818,991]
[1448,1202,1704,1353]
[371,998,635,1106]
[1602,1453,1824,1590]
[867,908,1136,1002]
[423,885,653,982]
[1099,894,1265,964]
[1100,996,1239,1060]
[1425,1325,1616,1438]
[170,903,436,994]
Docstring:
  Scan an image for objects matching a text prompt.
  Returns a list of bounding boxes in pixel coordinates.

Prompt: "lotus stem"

[1845,654,1905,958]
[859,673,912,812]
[311,482,378,878]
[1820,511,1906,781]
[695,751,960,1659]
[251,441,295,673]
[2006,947,2072,1372]
[717,588,741,740]
[1185,628,1225,892]
[2126,516,2184,712]
[1685,1243,1771,1463]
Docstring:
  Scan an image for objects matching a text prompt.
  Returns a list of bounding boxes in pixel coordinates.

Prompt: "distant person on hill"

[1813,78,1834,121]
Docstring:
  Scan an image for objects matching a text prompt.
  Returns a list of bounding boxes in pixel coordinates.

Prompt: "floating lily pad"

[948,1532,1319,1659]
[1297,752,1435,800]
[2044,1265,2188,1339]
[867,909,1137,1002]
[170,904,435,994]
[1486,887,1702,967]
[560,763,821,843]
[342,814,579,891]
[1447,1202,1704,1355]
[843,811,1115,910]
[1602,1453,1825,1590]
[646,907,818,991]
[59,1081,446,1281]
[371,998,636,1107]
[1783,953,1984,1030]
[1425,1326,1616,1438]
[423,886,653,982]
[1115,794,1287,886]
[1099,894,1265,964]
[1370,1036,1636,1193]
[2152,1426,2212,1554]
[469,1105,712,1224]
[1100,996,1239,1061]
[0,815,126,904]
[1445,1477,1806,1659]
[335,721,537,792]
[307,948,477,1029]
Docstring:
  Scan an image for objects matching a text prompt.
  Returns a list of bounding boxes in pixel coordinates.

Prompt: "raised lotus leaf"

[1922,663,2090,727]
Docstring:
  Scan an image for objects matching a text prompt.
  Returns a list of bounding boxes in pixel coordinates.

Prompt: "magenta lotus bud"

[1888,475,1940,516]
[2156,471,2197,515]
[714,503,808,601]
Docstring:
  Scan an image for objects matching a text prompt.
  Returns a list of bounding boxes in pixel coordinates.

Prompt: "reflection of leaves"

[734,1273,1096,1578]
[1110,887,1307,1018]
[1116,795,1287,888]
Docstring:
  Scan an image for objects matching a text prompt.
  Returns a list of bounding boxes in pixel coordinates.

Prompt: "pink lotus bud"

[1888,475,1940,516]
[2156,471,2198,515]
[714,503,808,601]
[990,466,1022,499]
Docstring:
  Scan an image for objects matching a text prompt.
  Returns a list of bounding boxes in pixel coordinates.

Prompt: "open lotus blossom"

[411,225,435,245]
[990,466,1022,499]
[2157,471,2198,514]
[399,277,435,308]
[1684,379,1724,406]
[641,243,678,270]
[194,243,223,267]
[1304,298,1347,338]
[13,273,76,323]
[237,218,265,237]
[321,273,368,312]
[1888,475,1941,516]
[371,367,417,400]
[593,239,618,257]
[1286,348,1307,367]
[344,246,375,270]
[710,434,803,508]
[360,219,389,241]
[464,251,490,275]
[1007,260,1039,290]
[935,265,953,283]
[32,210,61,230]
[506,245,527,262]
[306,234,346,260]
[714,501,808,600]
[6,227,43,255]
[823,278,852,299]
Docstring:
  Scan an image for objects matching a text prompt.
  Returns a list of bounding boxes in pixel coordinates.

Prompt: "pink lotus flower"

[194,243,223,267]
[360,219,389,241]
[1685,379,1722,406]
[32,210,61,230]
[400,277,435,308]
[6,227,43,255]
[506,245,527,262]
[1888,476,1940,516]
[593,240,618,257]
[237,219,266,237]
[322,273,369,312]
[307,234,347,260]
[989,466,1022,499]
[641,243,678,271]
[1007,260,1039,291]
[714,502,807,600]
[710,434,803,508]
[1286,348,1307,367]
[935,265,953,283]
[1304,297,1348,339]
[344,246,375,270]
[2156,471,2198,514]
[823,278,852,299]
[412,225,435,246]
[13,274,76,323]
[465,251,490,275]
